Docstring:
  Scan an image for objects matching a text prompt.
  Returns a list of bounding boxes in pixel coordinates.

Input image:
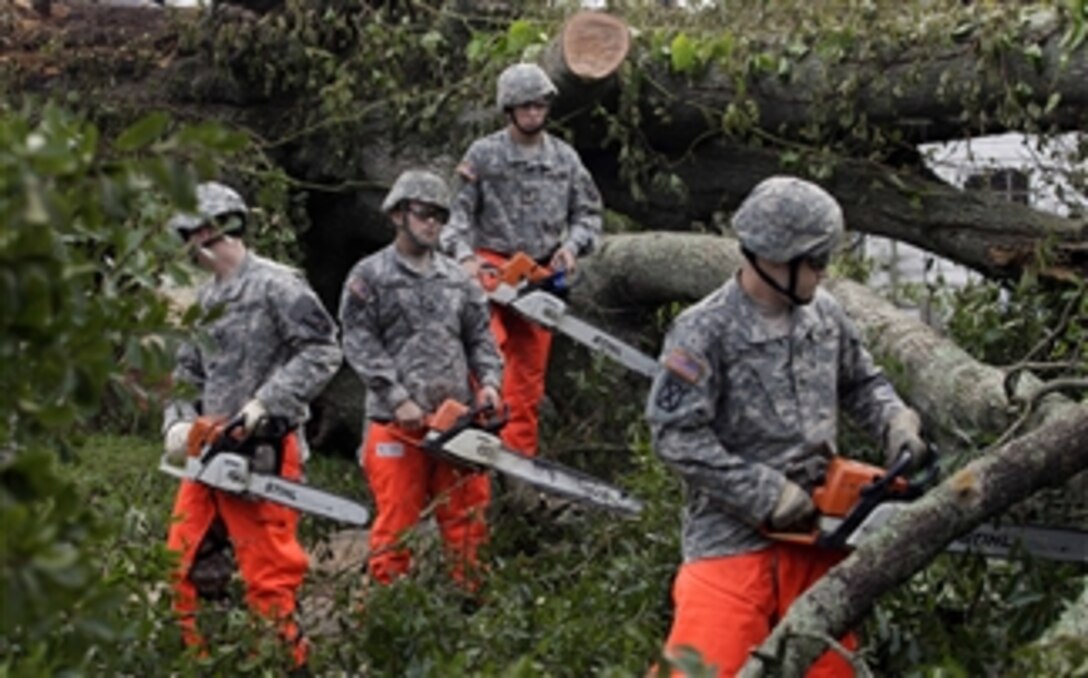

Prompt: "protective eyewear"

[802,248,832,271]
[518,99,551,111]
[406,203,450,225]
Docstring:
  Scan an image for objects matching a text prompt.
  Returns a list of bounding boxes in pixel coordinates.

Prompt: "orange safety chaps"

[361,421,490,588]
[662,542,857,677]
[166,431,309,666]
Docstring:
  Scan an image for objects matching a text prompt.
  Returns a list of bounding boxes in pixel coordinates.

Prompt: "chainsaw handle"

[885,441,941,494]
[202,415,246,456]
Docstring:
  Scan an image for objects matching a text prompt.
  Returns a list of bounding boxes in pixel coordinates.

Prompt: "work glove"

[237,398,267,435]
[163,421,193,467]
[767,480,817,531]
[884,408,930,471]
[394,398,426,432]
[476,385,502,413]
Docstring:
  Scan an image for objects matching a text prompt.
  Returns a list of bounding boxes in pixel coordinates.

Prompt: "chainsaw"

[769,450,1087,563]
[479,252,659,379]
[159,416,371,527]
[398,398,644,517]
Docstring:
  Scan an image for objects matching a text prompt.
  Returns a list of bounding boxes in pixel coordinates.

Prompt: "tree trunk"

[736,405,1088,678]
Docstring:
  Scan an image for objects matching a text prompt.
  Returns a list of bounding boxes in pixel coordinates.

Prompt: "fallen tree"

[2,2,1085,290]
[738,404,1088,677]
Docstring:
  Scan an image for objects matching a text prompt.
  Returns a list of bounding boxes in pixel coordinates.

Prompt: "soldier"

[161,181,342,668]
[339,170,503,588]
[441,62,603,458]
[646,177,930,677]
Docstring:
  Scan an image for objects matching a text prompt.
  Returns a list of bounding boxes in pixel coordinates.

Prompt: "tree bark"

[736,404,1088,678]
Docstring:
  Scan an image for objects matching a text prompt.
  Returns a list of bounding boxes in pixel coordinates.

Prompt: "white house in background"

[863,132,1086,321]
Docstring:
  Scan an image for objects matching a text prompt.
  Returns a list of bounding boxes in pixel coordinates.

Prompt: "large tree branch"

[737,405,1088,677]
[584,140,1088,283]
[625,7,1088,153]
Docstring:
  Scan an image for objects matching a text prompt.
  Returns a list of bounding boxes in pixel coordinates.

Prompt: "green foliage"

[864,555,1086,676]
[944,278,1087,369]
[0,103,245,674]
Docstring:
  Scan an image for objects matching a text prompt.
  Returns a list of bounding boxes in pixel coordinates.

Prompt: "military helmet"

[496,63,558,111]
[168,181,248,239]
[381,169,451,213]
[731,176,843,263]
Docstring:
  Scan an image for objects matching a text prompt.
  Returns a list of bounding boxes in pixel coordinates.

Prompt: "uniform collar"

[500,128,557,166]
[726,276,822,343]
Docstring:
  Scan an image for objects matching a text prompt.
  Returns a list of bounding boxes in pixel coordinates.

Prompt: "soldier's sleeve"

[645,323,787,526]
[460,278,503,389]
[441,147,482,262]
[835,304,908,441]
[163,338,204,433]
[338,267,412,411]
[256,274,343,418]
[562,155,603,258]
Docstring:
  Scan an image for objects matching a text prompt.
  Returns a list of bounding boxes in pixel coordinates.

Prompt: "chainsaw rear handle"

[886,440,941,492]
[478,252,568,296]
[422,399,508,451]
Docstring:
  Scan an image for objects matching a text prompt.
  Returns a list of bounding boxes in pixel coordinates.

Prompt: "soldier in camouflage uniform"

[162,181,342,667]
[441,62,603,458]
[646,177,929,677]
[340,170,503,587]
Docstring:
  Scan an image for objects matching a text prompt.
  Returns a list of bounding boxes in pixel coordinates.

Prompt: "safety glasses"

[406,202,450,225]
[517,99,551,112]
[802,248,832,271]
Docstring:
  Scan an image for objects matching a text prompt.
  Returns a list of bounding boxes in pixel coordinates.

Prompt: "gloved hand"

[237,398,267,435]
[394,398,425,431]
[476,385,502,412]
[884,408,930,471]
[164,421,193,466]
[768,480,817,531]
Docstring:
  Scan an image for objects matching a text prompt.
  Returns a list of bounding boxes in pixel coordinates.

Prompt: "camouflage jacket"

[338,245,503,421]
[164,252,343,433]
[442,129,603,263]
[645,277,908,562]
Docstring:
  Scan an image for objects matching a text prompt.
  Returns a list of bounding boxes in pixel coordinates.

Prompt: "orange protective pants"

[663,543,857,678]
[166,432,309,666]
[477,249,553,458]
[362,421,490,588]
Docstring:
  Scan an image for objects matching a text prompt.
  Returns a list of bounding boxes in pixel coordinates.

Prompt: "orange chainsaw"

[391,398,644,516]
[479,252,659,378]
[770,450,1087,563]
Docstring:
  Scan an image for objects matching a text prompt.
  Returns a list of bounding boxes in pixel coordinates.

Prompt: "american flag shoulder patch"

[663,347,706,384]
[349,276,369,301]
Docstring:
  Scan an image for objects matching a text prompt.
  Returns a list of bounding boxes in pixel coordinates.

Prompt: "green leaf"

[114,113,170,152]
[670,33,697,73]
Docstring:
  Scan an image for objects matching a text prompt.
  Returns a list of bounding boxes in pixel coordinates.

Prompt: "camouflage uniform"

[646,281,907,562]
[340,217,503,586]
[339,245,503,419]
[165,253,342,430]
[441,129,603,262]
[648,176,910,678]
[440,64,603,458]
[162,185,341,667]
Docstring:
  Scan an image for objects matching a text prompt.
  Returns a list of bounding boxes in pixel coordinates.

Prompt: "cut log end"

[561,11,629,81]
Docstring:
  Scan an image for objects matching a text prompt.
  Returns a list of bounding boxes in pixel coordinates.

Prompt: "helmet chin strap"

[742,247,812,306]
